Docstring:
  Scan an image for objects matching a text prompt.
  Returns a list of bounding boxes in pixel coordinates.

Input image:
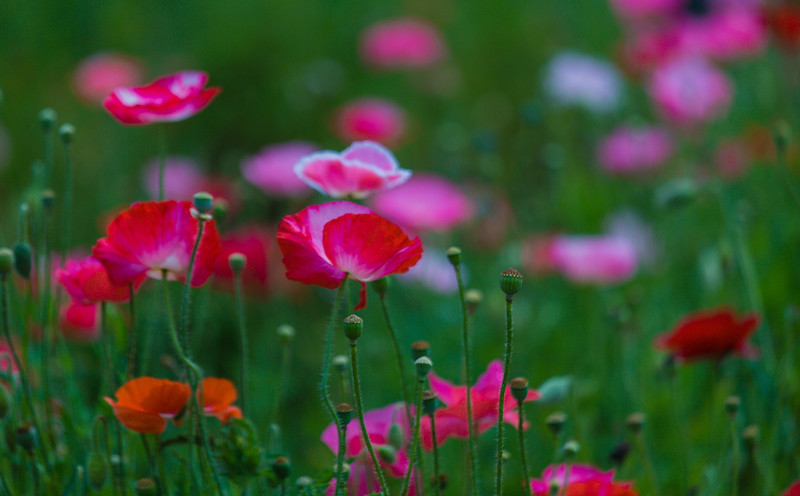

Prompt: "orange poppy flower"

[200,377,243,424]
[105,377,191,434]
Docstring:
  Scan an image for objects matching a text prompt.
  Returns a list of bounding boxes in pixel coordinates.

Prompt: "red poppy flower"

[764,4,800,50]
[654,307,760,361]
[56,255,142,304]
[782,480,800,496]
[104,377,191,434]
[276,201,423,310]
[199,377,243,424]
[92,200,221,288]
[103,71,221,125]
[214,226,270,295]
[59,301,100,343]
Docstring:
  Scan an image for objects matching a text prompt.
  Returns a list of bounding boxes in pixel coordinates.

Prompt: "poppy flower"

[782,480,800,496]
[765,4,800,50]
[73,52,143,105]
[360,18,446,70]
[104,377,191,434]
[92,200,221,287]
[547,235,639,285]
[333,98,407,146]
[214,227,270,295]
[530,463,637,496]
[56,255,141,305]
[199,377,242,424]
[294,141,411,199]
[420,360,539,450]
[597,126,673,175]
[276,201,422,310]
[241,142,317,197]
[103,71,221,125]
[648,57,732,125]
[0,338,20,375]
[654,307,760,361]
[59,301,100,343]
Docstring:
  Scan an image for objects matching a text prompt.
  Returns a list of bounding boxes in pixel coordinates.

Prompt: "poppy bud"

[87,451,108,491]
[39,108,57,132]
[212,199,228,224]
[500,268,523,297]
[134,478,157,496]
[377,444,397,464]
[59,123,75,145]
[332,355,348,373]
[372,277,390,296]
[545,412,566,436]
[12,243,31,279]
[415,356,432,377]
[465,289,482,314]
[277,324,295,344]
[343,315,363,341]
[42,190,56,210]
[272,456,291,481]
[422,390,438,416]
[296,476,314,489]
[0,248,13,276]
[562,440,580,459]
[626,412,646,434]
[193,192,214,214]
[335,403,353,427]
[410,340,430,360]
[725,396,740,417]
[445,246,461,267]
[510,377,529,403]
[228,253,246,273]
[16,424,38,454]
[388,422,404,450]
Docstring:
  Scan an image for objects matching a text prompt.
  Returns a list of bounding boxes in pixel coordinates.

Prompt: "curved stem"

[495,297,514,496]
[518,400,532,496]
[401,377,425,496]
[731,418,740,496]
[61,140,73,262]
[453,263,478,495]
[233,269,248,417]
[350,340,389,495]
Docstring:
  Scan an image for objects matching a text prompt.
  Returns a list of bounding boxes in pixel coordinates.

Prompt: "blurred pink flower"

[396,249,460,294]
[597,125,673,174]
[360,18,446,69]
[543,51,623,114]
[59,302,100,343]
[73,53,143,104]
[678,8,767,61]
[241,142,317,197]
[0,339,20,375]
[782,479,800,496]
[56,255,141,304]
[548,235,638,284]
[294,141,411,199]
[369,173,475,234]
[143,156,239,212]
[334,98,407,146]
[648,57,732,125]
[608,0,681,20]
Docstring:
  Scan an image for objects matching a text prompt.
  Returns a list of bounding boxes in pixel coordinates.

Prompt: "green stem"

[156,437,169,496]
[320,283,347,434]
[233,269,248,417]
[401,376,425,496]
[518,399,532,496]
[776,141,800,209]
[453,262,479,495]
[731,419,740,496]
[40,206,53,443]
[495,297,514,496]
[61,139,73,262]
[158,124,167,202]
[179,217,206,364]
[377,293,413,428]
[429,412,441,496]
[126,284,137,380]
[140,434,162,495]
[335,419,348,496]
[634,432,660,496]
[350,340,389,496]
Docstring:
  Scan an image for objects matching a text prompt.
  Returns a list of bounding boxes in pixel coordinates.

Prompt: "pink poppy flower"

[241,142,317,197]
[59,302,100,343]
[531,464,637,495]
[322,402,415,496]
[369,173,475,233]
[678,8,767,61]
[648,57,732,125]
[56,256,141,305]
[548,235,638,284]
[597,126,673,174]
[360,18,446,69]
[420,360,539,450]
[396,249,460,294]
[73,53,143,104]
[294,141,411,199]
[654,306,760,362]
[214,226,270,295]
[276,201,422,310]
[334,98,407,146]
[103,71,221,125]
[782,480,800,496]
[92,200,221,287]
[142,157,240,213]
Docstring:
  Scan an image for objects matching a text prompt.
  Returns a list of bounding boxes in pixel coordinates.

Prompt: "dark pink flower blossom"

[334,98,407,146]
[103,71,220,125]
[56,256,141,304]
[369,174,475,234]
[294,141,411,199]
[531,464,637,495]
[214,226,270,295]
[73,53,143,105]
[276,201,422,310]
[241,142,317,197]
[648,57,732,125]
[59,302,100,343]
[597,126,673,174]
[548,235,638,284]
[360,18,446,69]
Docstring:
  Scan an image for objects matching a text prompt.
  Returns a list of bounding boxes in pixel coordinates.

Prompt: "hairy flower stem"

[377,293,413,430]
[60,135,73,262]
[335,419,348,496]
[517,399,532,496]
[452,261,479,495]
[233,268,248,416]
[429,412,441,496]
[320,283,347,430]
[350,339,390,496]
[126,284,137,380]
[179,216,206,365]
[495,296,514,496]
[158,124,167,202]
[272,338,291,426]
[401,376,425,496]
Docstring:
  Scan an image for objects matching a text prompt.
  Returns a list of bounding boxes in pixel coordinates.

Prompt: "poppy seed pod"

[332,355,348,373]
[39,108,57,132]
[277,324,295,344]
[411,340,430,360]
[725,396,741,416]
[626,412,646,434]
[510,377,529,403]
[343,314,363,341]
[193,192,214,214]
[422,390,438,415]
[445,246,461,266]
[335,403,353,427]
[372,277,390,296]
[12,243,32,279]
[228,253,246,273]
[545,411,567,436]
[272,456,291,481]
[415,356,433,377]
[42,190,56,210]
[500,268,523,297]
[59,123,75,145]
[562,440,580,459]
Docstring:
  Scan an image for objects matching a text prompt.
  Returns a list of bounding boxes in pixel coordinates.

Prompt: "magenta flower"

[73,52,143,105]
[294,141,411,199]
[548,235,638,284]
[530,464,637,495]
[59,302,100,343]
[677,8,767,61]
[276,201,422,310]
[214,226,271,295]
[143,157,206,200]
[241,142,317,197]
[103,71,221,125]
[420,360,539,450]
[369,173,475,234]
[597,126,673,175]
[56,255,142,305]
[334,98,407,146]
[360,18,446,69]
[396,249,460,294]
[648,57,732,125]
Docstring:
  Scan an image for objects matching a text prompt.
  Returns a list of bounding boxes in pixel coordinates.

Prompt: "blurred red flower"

[103,71,221,125]
[105,377,191,434]
[782,479,800,496]
[764,4,800,50]
[276,201,422,309]
[214,226,270,295]
[199,377,242,424]
[654,307,760,361]
[73,52,143,104]
[59,301,100,343]
[93,200,221,288]
[56,255,141,304]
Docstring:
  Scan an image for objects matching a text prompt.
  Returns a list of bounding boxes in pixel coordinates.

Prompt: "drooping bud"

[377,444,397,464]
[0,249,13,276]
[12,243,31,279]
[39,108,57,132]
[500,268,523,297]
[59,123,75,145]
[228,253,246,274]
[545,412,566,436]
[422,390,438,416]
[411,340,430,360]
[562,440,580,459]
[414,356,433,377]
[465,289,483,315]
[335,403,353,427]
[626,412,646,434]
[343,314,363,341]
[272,456,291,481]
[332,355,348,374]
[277,324,295,344]
[193,192,214,214]
[16,424,38,454]
[725,396,740,417]
[372,277,390,296]
[42,190,56,210]
[87,451,108,491]
[387,422,404,450]
[134,478,158,496]
[445,246,461,267]
[510,377,529,403]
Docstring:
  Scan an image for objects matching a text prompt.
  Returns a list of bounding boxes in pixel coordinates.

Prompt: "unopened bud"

[742,425,759,454]
[377,444,397,464]
[545,412,566,436]
[16,424,38,453]
[335,403,353,427]
[39,108,57,132]
[228,253,246,273]
[411,340,430,360]
[332,355,348,373]
[343,315,363,341]
[372,277,389,296]
[388,423,404,451]
[277,324,295,344]
[562,440,580,459]
[655,178,697,210]
[465,289,483,314]
[415,356,433,377]
[193,192,214,214]
[422,390,438,416]
[134,478,157,496]
[87,452,108,491]
[59,123,75,145]
[12,243,31,279]
[0,249,13,276]
[626,412,646,434]
[446,246,461,267]
[500,268,523,297]
[42,190,56,210]
[510,377,529,403]
[725,396,740,417]
[272,456,291,481]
